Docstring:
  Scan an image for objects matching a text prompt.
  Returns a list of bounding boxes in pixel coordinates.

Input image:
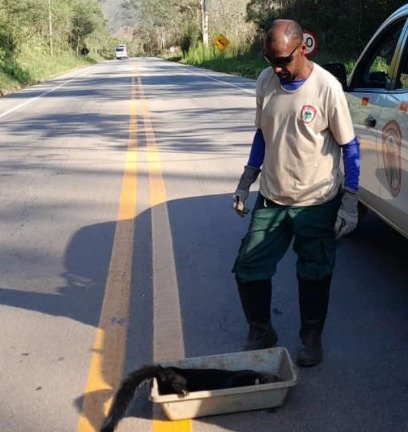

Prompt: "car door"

[376,23,408,237]
[346,17,407,211]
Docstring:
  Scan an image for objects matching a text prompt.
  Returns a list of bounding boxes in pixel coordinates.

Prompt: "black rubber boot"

[296,274,332,367]
[237,278,278,350]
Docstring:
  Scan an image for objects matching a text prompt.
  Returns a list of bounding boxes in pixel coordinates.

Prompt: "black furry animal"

[101,364,280,432]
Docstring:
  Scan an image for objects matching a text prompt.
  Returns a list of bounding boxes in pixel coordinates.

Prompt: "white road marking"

[0,67,100,119]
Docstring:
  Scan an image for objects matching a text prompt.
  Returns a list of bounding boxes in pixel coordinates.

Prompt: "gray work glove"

[233,165,261,217]
[334,187,359,238]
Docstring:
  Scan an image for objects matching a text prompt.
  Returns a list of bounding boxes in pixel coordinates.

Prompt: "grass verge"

[176,43,357,79]
[0,48,102,95]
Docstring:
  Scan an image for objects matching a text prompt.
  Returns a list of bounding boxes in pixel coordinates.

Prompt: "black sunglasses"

[264,41,303,67]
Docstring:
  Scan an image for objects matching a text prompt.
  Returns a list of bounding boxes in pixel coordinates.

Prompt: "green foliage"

[182,40,267,77]
[246,0,281,31]
[71,0,107,52]
[121,0,259,57]
[184,42,219,64]
[122,0,203,54]
[0,30,15,60]
[182,52,267,78]
[179,45,359,80]
[0,0,114,93]
[246,0,408,57]
[0,59,31,83]
[180,22,201,54]
[0,48,95,93]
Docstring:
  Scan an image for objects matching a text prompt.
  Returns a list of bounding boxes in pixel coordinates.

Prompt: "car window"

[352,19,405,89]
[395,37,408,89]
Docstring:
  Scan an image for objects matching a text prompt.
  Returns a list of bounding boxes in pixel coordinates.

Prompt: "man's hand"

[335,188,359,238]
[232,166,260,217]
[233,191,250,217]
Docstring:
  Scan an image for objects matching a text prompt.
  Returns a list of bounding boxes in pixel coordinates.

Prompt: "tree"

[122,0,202,54]
[246,0,408,56]
[71,0,107,54]
[121,0,256,55]
[200,0,208,46]
[0,0,113,59]
[246,0,281,32]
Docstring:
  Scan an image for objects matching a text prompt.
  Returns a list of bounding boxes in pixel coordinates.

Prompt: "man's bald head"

[263,19,310,82]
[265,20,303,48]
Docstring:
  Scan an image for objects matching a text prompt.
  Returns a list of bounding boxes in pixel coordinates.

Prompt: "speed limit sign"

[303,30,318,57]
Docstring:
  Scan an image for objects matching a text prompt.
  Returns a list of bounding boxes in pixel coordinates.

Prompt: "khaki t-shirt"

[255,63,355,206]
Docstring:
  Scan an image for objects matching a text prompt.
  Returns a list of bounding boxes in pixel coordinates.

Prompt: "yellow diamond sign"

[213,34,230,51]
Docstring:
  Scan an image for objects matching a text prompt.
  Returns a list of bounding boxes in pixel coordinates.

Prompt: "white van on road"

[329,5,408,238]
[115,45,128,60]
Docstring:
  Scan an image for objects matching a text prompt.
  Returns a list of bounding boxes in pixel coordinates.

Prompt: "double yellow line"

[77,64,191,432]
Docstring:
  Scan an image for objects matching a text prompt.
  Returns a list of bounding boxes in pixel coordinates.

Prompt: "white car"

[329,4,408,238]
[115,45,128,60]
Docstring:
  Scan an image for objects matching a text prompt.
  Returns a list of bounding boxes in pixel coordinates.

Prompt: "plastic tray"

[150,347,298,420]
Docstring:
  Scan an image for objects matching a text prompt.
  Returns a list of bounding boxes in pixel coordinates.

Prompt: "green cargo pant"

[232,192,341,282]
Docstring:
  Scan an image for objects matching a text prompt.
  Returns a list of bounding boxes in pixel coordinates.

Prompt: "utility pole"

[48,0,53,55]
[200,0,208,47]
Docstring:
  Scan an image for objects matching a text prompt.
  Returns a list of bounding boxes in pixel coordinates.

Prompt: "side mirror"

[322,63,348,91]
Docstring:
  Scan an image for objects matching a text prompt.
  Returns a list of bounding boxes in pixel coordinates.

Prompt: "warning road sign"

[213,34,230,51]
[303,30,318,57]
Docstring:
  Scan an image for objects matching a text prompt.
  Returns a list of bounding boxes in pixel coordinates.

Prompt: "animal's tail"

[100,365,160,432]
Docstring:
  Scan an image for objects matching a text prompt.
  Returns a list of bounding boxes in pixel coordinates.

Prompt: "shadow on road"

[0,191,407,431]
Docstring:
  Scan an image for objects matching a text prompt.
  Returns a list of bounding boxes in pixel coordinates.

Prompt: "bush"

[184,42,220,64]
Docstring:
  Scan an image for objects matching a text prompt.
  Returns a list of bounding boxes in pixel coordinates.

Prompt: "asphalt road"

[0,57,407,432]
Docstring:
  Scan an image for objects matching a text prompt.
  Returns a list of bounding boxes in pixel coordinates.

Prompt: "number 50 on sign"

[303,30,318,57]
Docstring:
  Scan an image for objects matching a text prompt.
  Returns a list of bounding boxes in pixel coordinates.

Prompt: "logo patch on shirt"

[301,105,317,124]
[382,120,402,197]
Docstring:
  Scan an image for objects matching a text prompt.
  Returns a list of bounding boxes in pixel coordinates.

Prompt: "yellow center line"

[137,77,192,432]
[77,71,138,432]
[77,63,191,432]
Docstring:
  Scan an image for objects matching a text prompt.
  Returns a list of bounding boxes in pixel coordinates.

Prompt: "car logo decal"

[399,101,408,112]
[382,120,402,197]
[301,105,317,124]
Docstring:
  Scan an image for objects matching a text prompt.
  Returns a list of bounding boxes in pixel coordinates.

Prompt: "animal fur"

[100,364,280,432]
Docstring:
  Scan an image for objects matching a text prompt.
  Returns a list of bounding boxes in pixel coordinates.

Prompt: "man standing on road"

[232,19,360,367]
